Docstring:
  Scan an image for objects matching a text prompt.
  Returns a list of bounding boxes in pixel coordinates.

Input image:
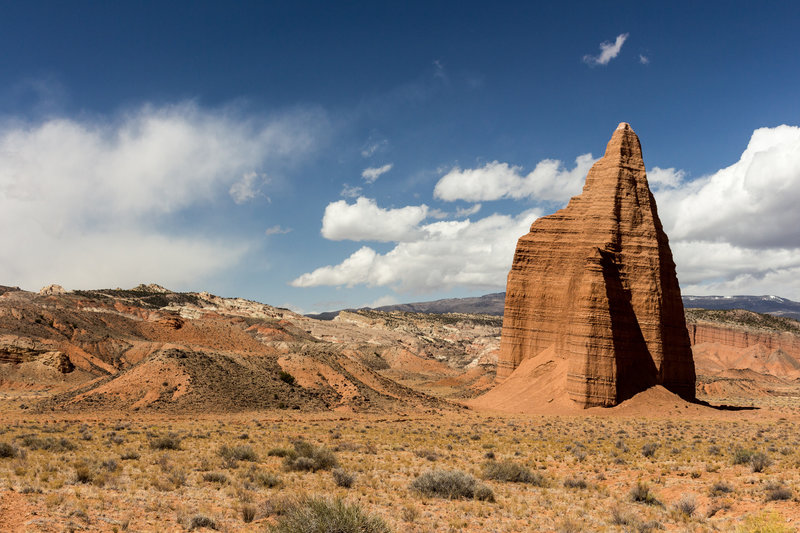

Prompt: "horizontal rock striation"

[498,123,696,407]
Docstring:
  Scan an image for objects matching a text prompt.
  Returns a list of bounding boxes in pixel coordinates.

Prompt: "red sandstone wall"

[688,322,800,357]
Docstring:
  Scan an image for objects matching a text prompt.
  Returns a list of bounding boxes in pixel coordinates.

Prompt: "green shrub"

[284,440,338,472]
[269,497,390,533]
[410,469,494,501]
[765,483,792,501]
[248,467,282,488]
[482,460,545,485]
[150,435,181,450]
[563,476,588,489]
[674,494,696,517]
[641,442,659,458]
[332,468,356,488]
[732,447,754,465]
[710,481,733,496]
[219,444,258,462]
[0,442,18,458]
[630,481,660,506]
[278,371,296,385]
[241,505,256,523]
[189,514,218,531]
[750,452,771,473]
[202,472,229,484]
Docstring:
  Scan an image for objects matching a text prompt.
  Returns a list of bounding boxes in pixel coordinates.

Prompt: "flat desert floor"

[1,405,799,532]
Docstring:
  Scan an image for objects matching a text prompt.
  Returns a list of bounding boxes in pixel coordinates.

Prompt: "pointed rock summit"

[497,123,696,407]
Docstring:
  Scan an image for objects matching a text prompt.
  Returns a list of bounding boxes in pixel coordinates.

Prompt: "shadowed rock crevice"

[599,249,657,404]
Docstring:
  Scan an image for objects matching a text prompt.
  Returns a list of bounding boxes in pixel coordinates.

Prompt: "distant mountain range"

[682,295,800,319]
[308,293,800,320]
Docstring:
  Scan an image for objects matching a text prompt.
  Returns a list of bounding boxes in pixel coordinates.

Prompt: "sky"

[1,1,799,313]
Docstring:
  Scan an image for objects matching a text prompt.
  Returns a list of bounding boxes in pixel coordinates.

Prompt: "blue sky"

[1,1,800,312]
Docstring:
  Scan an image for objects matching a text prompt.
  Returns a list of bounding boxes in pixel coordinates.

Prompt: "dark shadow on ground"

[690,398,759,411]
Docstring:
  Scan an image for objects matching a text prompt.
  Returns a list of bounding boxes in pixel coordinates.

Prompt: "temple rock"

[497,123,696,407]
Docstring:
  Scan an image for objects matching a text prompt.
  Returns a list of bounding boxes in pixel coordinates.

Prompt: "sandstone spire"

[497,123,696,407]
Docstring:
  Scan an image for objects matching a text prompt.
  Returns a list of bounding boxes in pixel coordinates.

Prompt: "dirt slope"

[1,286,446,413]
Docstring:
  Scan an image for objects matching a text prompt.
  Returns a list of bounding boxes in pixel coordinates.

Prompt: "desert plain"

[1,284,799,532]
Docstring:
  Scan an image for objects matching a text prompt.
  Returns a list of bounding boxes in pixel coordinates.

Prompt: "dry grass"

[0,411,798,531]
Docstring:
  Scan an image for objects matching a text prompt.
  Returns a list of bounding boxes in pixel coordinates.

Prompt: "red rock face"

[498,123,696,407]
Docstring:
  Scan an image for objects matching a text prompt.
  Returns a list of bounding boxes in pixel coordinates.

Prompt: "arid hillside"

[3,284,800,416]
[0,285,450,413]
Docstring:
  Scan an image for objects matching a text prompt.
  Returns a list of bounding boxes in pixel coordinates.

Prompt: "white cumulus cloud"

[647,124,800,298]
[434,154,597,203]
[361,163,393,183]
[658,125,800,249]
[321,197,429,242]
[583,33,629,66]
[647,166,685,189]
[292,209,539,291]
[0,102,321,290]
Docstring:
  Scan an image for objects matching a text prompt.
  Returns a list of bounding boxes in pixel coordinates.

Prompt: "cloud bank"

[0,102,321,290]
[296,124,800,299]
[654,124,800,296]
[293,208,538,291]
[434,154,597,204]
[321,197,428,242]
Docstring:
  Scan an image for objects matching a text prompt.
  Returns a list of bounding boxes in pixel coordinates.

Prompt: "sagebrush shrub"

[675,494,696,517]
[150,435,181,450]
[765,483,792,501]
[0,442,18,458]
[563,476,588,489]
[630,481,660,505]
[641,442,658,458]
[269,497,390,533]
[332,468,356,488]
[284,440,338,472]
[709,481,733,496]
[749,452,771,473]
[410,469,494,501]
[241,505,256,523]
[219,444,258,462]
[732,447,754,465]
[482,460,545,486]
[202,472,229,484]
[189,514,218,531]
